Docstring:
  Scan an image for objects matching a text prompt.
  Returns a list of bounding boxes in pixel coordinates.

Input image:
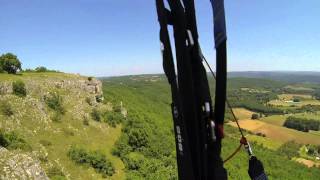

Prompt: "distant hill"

[228,71,320,83]
[100,71,320,84]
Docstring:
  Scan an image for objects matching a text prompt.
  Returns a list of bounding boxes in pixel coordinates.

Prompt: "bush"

[123,152,145,170]
[91,108,101,122]
[12,80,27,97]
[68,146,88,163]
[0,53,22,74]
[0,101,14,116]
[128,128,149,150]
[112,135,132,158]
[45,93,65,114]
[251,113,259,120]
[113,105,122,113]
[68,146,115,177]
[104,111,124,127]
[88,77,93,81]
[277,141,300,159]
[87,151,115,177]
[256,132,266,137]
[0,130,31,151]
[293,98,300,102]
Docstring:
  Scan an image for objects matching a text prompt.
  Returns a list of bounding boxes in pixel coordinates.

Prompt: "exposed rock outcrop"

[0,147,49,180]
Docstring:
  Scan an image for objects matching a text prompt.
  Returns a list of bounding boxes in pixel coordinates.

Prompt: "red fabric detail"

[217,124,224,138]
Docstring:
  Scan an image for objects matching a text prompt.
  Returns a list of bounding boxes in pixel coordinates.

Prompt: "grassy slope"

[102,76,320,180]
[0,73,125,179]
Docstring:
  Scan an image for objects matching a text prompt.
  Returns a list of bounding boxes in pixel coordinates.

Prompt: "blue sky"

[0,0,319,76]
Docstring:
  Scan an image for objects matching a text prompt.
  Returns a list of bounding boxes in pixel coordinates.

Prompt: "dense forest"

[284,116,320,132]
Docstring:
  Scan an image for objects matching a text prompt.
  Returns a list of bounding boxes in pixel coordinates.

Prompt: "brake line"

[200,53,254,162]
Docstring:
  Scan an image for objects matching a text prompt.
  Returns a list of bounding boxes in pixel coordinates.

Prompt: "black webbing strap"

[210,0,228,179]
[211,0,227,127]
[155,0,195,179]
[183,0,222,179]
[166,0,203,178]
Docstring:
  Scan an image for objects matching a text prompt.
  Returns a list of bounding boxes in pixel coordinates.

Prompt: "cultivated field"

[232,108,256,120]
[278,94,313,101]
[268,99,320,107]
[229,120,320,145]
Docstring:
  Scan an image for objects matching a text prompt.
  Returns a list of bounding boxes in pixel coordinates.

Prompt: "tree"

[35,66,47,72]
[293,98,300,102]
[251,113,259,120]
[0,53,22,74]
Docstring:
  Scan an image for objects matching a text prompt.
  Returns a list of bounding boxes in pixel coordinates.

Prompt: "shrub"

[128,128,149,150]
[0,130,9,147]
[91,108,101,122]
[45,93,65,114]
[12,80,27,97]
[68,146,88,163]
[87,151,115,177]
[123,152,145,170]
[68,146,115,177]
[113,105,122,113]
[251,113,259,120]
[0,101,14,116]
[0,53,22,74]
[293,98,300,102]
[277,141,300,159]
[88,77,93,81]
[256,132,266,137]
[112,135,132,158]
[0,130,31,151]
[104,111,124,127]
